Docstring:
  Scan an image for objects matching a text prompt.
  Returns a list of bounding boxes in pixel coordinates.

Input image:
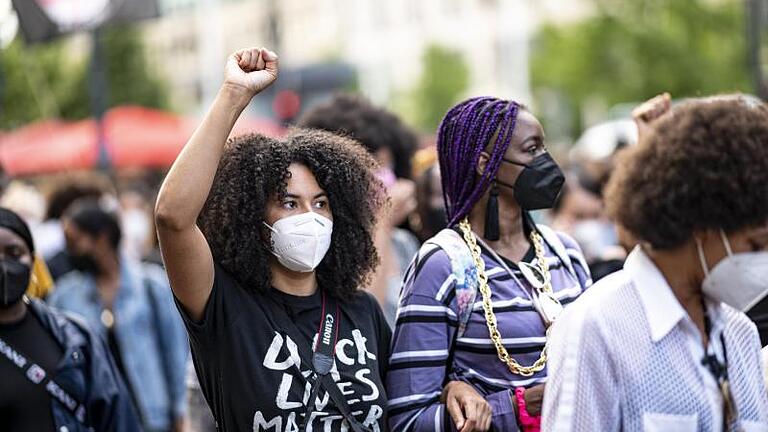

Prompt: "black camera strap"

[266,289,370,432]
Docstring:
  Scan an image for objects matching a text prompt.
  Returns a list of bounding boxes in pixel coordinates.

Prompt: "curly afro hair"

[297,93,419,179]
[198,128,386,301]
[605,94,768,250]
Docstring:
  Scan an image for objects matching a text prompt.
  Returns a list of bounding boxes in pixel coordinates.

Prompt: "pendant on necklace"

[519,261,549,289]
[101,309,115,329]
[537,292,563,326]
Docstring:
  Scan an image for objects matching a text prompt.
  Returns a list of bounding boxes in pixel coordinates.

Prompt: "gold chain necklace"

[458,218,553,377]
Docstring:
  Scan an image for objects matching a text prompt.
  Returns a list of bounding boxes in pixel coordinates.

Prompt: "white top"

[542,247,768,432]
[32,220,65,259]
[762,346,768,388]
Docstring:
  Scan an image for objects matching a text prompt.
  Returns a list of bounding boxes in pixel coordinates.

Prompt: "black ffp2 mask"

[497,153,565,210]
[1,259,31,307]
[69,253,100,275]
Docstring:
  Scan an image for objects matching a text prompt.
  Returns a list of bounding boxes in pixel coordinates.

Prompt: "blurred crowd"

[0,91,633,431]
[6,49,768,432]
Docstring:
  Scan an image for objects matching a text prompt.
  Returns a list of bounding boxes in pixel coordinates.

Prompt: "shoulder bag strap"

[535,224,576,278]
[0,334,90,427]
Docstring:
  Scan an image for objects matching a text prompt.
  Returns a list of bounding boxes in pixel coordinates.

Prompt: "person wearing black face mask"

[492,153,565,213]
[0,206,141,431]
[387,98,593,432]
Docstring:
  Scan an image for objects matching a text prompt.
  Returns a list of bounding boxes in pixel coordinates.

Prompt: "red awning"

[0,106,284,176]
[103,106,192,170]
[0,119,99,175]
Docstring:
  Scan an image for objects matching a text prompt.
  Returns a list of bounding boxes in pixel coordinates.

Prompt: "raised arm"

[154,47,278,321]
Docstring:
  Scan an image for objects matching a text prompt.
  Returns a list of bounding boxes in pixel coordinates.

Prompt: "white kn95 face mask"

[264,212,333,273]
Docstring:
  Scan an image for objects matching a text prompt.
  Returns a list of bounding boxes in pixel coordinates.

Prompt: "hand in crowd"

[441,380,493,432]
[523,383,545,417]
[223,47,279,97]
[632,92,672,140]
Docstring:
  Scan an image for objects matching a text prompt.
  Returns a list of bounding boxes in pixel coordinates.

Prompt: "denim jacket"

[48,259,188,432]
[26,298,142,431]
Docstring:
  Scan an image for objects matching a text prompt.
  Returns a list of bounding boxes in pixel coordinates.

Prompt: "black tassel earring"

[484,181,500,241]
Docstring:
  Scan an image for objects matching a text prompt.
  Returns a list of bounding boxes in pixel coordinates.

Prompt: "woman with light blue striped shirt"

[386,97,592,431]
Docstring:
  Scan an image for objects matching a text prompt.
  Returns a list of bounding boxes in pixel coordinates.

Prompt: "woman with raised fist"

[155,47,390,432]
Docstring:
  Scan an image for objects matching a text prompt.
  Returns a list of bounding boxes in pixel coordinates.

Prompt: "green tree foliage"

[100,25,168,109]
[0,24,168,129]
[0,39,84,128]
[413,44,470,131]
[531,0,751,132]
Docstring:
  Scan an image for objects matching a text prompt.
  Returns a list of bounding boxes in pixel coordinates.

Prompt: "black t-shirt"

[0,306,63,431]
[498,247,536,269]
[177,263,392,432]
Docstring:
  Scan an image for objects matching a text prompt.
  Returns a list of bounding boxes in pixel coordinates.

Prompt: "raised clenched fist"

[632,92,672,140]
[223,47,279,98]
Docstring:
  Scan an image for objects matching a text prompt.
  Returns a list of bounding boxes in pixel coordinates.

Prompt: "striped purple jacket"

[386,226,592,431]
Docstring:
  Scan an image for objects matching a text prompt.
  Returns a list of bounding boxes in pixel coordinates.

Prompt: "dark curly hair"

[45,178,110,220]
[605,94,768,250]
[198,128,386,301]
[297,93,419,179]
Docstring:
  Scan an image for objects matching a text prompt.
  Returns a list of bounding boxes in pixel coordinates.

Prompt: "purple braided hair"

[437,96,521,226]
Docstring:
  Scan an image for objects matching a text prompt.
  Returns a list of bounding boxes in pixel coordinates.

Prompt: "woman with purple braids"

[386,97,592,431]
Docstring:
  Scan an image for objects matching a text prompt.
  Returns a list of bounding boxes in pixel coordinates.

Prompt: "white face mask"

[263,212,333,273]
[696,229,768,311]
